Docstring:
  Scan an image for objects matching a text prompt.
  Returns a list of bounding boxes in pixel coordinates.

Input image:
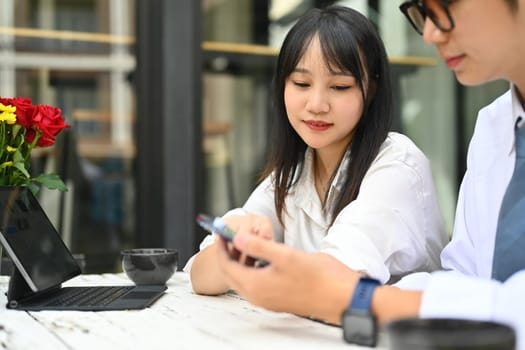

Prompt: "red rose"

[24,128,55,147]
[30,104,70,147]
[0,97,70,147]
[0,97,37,128]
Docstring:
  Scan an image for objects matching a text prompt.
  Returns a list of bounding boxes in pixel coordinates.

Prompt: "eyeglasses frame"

[399,0,456,35]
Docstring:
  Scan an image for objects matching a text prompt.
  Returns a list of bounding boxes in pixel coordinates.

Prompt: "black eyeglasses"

[399,0,456,35]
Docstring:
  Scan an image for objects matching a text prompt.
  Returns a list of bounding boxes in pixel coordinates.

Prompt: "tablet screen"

[0,186,80,292]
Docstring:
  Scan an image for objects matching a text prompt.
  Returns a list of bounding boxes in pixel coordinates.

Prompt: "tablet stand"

[6,268,33,308]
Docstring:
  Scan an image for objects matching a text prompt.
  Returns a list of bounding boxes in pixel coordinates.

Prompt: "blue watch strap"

[350,277,381,311]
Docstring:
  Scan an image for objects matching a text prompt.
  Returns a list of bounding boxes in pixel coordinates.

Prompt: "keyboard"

[46,286,134,307]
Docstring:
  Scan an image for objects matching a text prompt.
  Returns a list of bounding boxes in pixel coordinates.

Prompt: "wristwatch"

[341,277,381,347]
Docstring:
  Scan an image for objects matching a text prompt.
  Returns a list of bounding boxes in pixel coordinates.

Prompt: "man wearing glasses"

[215,0,525,347]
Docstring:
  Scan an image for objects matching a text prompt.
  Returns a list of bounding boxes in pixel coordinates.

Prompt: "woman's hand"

[223,214,274,240]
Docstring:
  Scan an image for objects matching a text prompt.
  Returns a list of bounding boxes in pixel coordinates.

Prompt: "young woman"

[186,5,447,295]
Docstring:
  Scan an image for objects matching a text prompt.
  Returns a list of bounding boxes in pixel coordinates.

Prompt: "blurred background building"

[0,0,508,272]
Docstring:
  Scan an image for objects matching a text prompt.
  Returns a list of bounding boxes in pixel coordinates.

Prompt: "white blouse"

[185,132,448,283]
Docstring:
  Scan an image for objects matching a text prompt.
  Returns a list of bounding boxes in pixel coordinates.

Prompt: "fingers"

[243,255,256,267]
[242,214,272,239]
[224,214,274,240]
[255,217,273,240]
[214,235,242,261]
[231,233,289,265]
[215,237,261,291]
[218,236,262,267]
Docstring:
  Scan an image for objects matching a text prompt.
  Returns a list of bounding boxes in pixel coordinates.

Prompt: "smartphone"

[196,213,236,242]
[195,213,269,267]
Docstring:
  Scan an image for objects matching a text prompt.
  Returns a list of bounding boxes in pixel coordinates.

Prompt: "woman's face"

[422,0,525,87]
[284,36,365,155]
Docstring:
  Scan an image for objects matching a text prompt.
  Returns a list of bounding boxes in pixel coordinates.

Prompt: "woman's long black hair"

[260,5,393,226]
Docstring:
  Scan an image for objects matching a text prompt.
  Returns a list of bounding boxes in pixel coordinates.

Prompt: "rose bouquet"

[0,97,70,194]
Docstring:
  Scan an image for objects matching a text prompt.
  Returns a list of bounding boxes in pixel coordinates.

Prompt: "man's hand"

[222,214,274,266]
[216,233,361,324]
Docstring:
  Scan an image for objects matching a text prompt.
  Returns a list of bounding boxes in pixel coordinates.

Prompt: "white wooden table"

[0,272,388,349]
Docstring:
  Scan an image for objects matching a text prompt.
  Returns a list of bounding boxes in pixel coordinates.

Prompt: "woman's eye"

[333,85,351,91]
[293,81,309,88]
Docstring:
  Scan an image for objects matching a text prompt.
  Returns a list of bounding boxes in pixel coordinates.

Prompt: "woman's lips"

[304,120,332,131]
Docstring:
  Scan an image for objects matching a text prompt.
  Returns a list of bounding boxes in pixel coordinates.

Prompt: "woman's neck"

[313,147,346,204]
[314,148,344,182]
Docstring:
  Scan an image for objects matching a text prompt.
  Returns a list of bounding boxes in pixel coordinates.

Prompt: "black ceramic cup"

[121,248,178,285]
[386,318,516,350]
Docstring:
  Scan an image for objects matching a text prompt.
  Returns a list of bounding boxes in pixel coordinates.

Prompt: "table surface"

[0,272,388,350]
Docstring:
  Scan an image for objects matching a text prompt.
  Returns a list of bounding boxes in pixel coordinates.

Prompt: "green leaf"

[33,173,68,192]
[13,149,24,162]
[27,182,41,196]
[13,161,31,178]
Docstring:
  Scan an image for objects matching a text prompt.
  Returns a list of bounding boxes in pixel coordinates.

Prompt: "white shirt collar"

[301,147,351,190]
[295,147,351,215]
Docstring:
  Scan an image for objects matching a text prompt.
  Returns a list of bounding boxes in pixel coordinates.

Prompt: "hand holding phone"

[196,213,269,267]
[196,214,236,242]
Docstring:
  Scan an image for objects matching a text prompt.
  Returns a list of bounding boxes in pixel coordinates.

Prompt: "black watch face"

[343,311,377,347]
